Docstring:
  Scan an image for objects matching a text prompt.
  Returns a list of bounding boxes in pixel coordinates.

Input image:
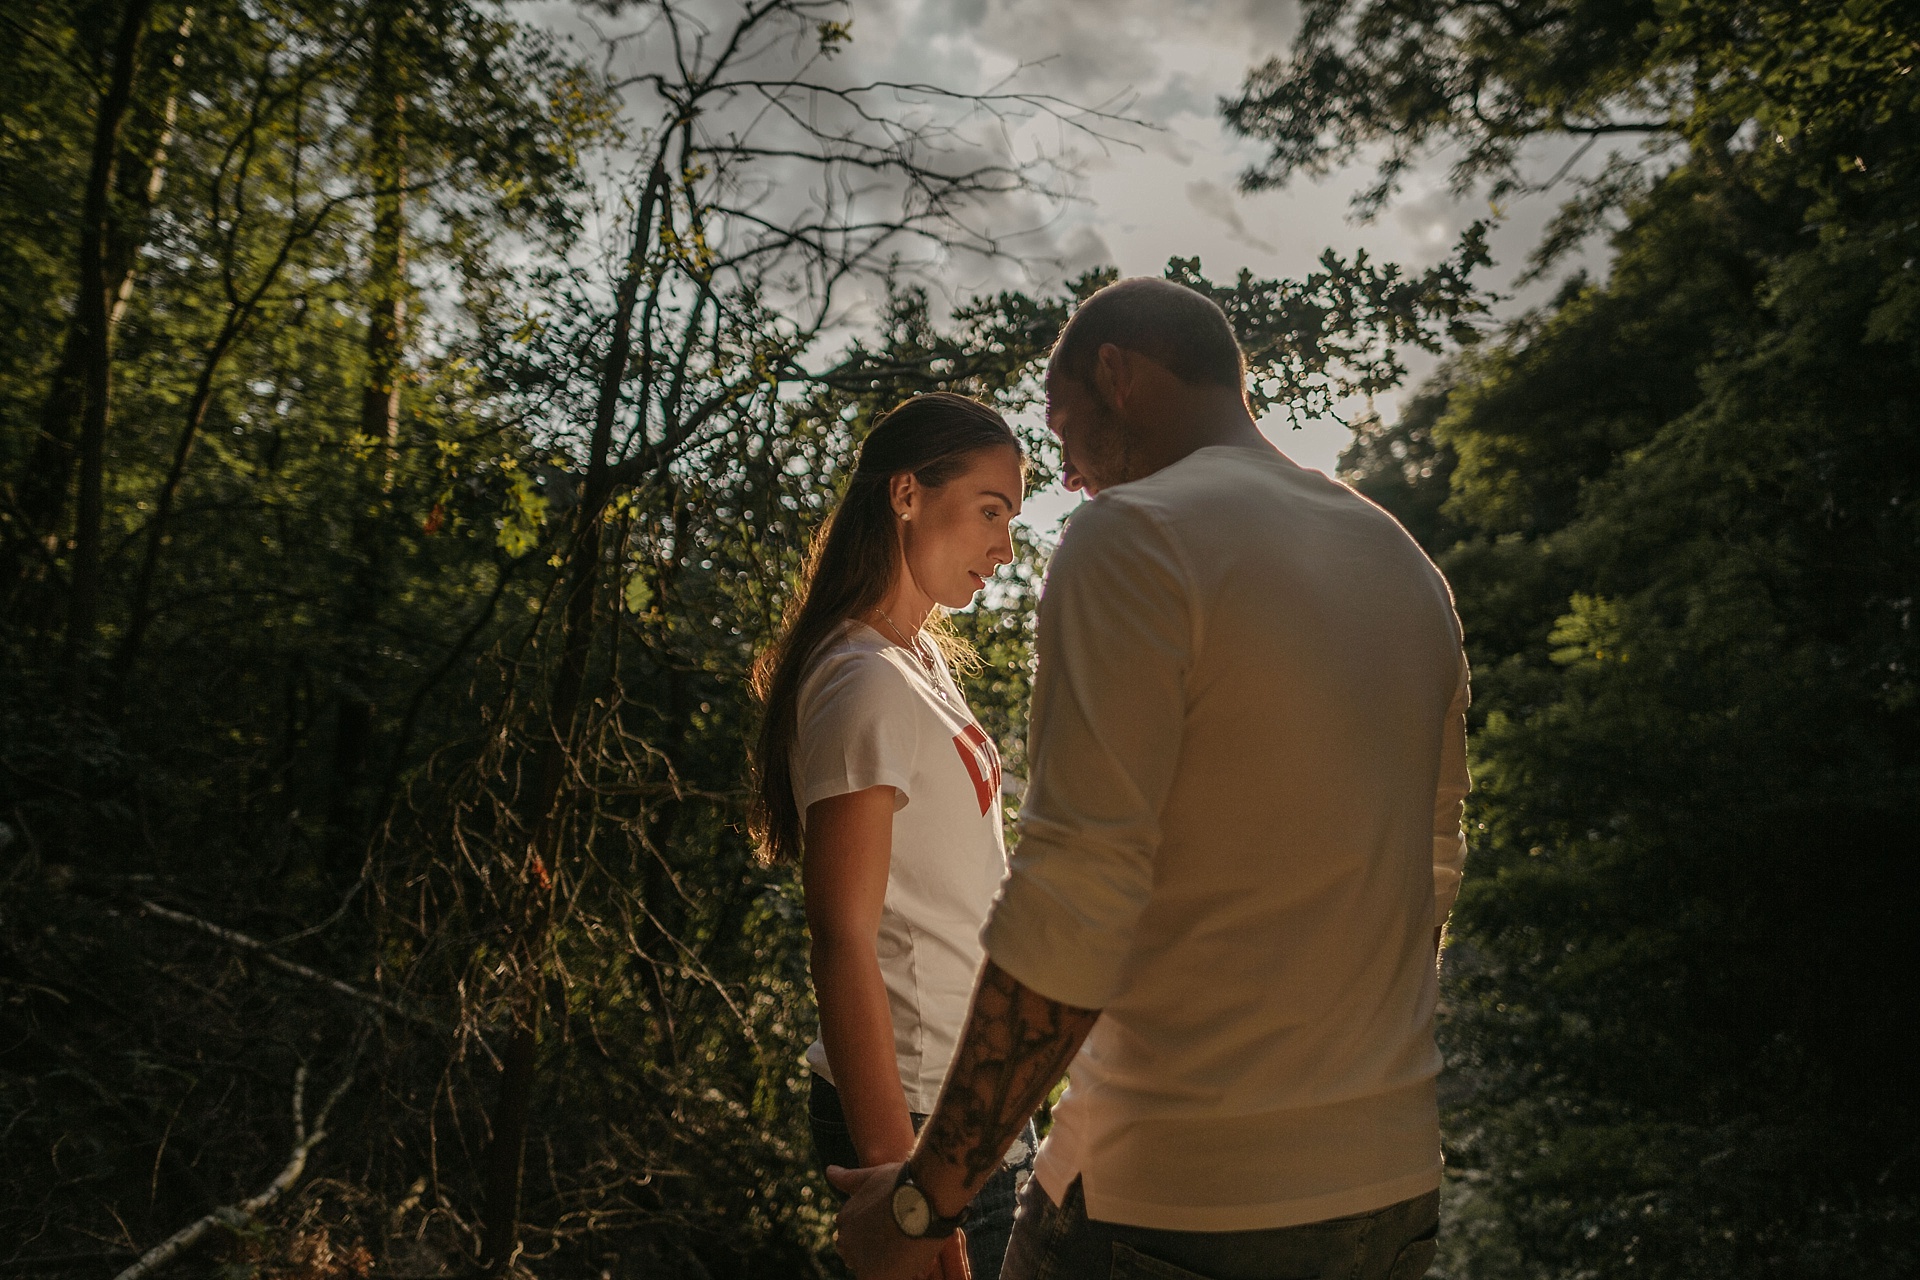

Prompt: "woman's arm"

[804,786,918,1166]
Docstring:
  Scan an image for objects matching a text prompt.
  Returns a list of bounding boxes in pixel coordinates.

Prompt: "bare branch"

[135,900,439,1029]
[111,1062,355,1280]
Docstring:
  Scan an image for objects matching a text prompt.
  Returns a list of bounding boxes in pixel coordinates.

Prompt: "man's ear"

[1093,342,1131,412]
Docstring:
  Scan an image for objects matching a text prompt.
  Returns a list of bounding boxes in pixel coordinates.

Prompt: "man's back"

[981,445,1470,1232]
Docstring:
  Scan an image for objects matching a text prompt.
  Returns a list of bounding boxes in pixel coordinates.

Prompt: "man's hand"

[826,1163,969,1280]
[829,960,1093,1278]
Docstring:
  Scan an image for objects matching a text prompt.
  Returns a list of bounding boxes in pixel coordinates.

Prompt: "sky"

[856,0,1609,533]
[532,0,1615,536]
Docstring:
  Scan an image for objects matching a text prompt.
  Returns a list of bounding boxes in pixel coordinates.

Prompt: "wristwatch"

[890,1162,971,1239]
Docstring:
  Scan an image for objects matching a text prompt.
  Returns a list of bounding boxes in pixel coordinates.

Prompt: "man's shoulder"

[1055,484,1182,570]
[1072,448,1448,593]
[1075,447,1356,539]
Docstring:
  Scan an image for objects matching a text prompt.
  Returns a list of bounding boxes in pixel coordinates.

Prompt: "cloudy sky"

[536,0,1611,531]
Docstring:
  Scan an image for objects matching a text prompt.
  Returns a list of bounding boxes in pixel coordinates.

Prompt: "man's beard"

[1077,401,1137,491]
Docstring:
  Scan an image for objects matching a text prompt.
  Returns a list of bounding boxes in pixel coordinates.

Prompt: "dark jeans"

[1001,1175,1439,1280]
[809,1074,1038,1280]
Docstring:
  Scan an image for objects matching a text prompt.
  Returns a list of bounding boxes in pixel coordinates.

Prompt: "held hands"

[825,1163,970,1280]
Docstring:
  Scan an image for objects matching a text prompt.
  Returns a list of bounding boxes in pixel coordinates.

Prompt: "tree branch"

[135,899,439,1028]
[111,1062,355,1280]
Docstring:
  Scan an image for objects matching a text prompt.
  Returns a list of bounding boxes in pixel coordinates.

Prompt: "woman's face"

[892,446,1025,610]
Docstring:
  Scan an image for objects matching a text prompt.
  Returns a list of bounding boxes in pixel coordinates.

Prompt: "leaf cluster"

[1305,8,1920,1275]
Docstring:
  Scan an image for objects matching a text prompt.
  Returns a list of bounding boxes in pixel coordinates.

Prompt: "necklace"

[869,606,953,702]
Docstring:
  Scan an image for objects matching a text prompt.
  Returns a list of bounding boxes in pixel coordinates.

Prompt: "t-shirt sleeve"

[980,495,1192,1010]
[1432,651,1471,927]
[793,650,921,817]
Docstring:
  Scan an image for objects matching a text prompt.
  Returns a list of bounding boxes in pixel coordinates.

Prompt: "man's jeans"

[1001,1175,1439,1280]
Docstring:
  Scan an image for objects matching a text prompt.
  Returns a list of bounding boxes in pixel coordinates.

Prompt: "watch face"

[891,1181,932,1237]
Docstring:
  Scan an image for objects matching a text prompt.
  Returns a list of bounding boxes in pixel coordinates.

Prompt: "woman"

[752,393,1036,1279]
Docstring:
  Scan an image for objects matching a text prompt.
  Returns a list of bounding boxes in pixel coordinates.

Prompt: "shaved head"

[1049,277,1246,394]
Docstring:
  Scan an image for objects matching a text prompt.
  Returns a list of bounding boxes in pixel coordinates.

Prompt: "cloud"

[537,0,1587,384]
[1186,179,1278,253]
[890,0,1299,101]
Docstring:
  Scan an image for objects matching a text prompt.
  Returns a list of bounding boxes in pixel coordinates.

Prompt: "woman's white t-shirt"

[793,620,1008,1111]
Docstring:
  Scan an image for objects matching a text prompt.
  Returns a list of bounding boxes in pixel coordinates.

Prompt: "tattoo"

[916,959,1101,1191]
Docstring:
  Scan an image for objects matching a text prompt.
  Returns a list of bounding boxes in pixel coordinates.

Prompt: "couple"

[751,278,1471,1280]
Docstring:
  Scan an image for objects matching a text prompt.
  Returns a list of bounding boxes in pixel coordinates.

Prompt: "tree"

[0,1,1493,1272]
[1224,0,1916,272]
[1228,4,1920,1276]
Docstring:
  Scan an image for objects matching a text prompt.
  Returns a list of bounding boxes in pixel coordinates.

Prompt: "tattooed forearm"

[911,959,1102,1197]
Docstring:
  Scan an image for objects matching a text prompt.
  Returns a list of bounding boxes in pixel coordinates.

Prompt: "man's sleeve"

[1432,652,1471,927]
[980,496,1193,1010]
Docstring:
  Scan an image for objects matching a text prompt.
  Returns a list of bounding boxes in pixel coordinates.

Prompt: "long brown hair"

[750,392,1021,865]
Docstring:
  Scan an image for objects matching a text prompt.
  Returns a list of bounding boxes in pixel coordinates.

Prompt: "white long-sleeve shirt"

[981,445,1470,1231]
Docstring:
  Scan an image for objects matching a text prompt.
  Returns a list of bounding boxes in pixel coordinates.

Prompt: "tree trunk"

[4,6,186,616]
[475,152,669,1278]
[476,1019,539,1275]
[354,0,407,465]
[326,2,410,884]
[62,0,157,668]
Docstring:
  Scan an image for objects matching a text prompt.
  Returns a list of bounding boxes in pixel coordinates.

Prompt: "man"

[830,277,1471,1280]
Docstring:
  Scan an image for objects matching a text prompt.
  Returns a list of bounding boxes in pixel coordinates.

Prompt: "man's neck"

[1139,398,1272,477]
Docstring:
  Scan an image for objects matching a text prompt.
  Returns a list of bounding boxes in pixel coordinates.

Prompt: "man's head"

[1044,277,1254,493]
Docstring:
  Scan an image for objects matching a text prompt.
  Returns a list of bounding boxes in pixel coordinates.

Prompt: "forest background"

[1,1,1914,1277]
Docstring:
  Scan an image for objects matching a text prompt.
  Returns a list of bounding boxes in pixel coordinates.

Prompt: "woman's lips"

[968,571,986,589]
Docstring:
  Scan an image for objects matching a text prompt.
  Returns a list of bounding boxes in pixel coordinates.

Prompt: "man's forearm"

[907,958,1101,1217]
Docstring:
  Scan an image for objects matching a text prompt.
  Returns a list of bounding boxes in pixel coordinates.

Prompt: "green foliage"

[1165,234,1491,425]
[1225,0,1920,275]
[1284,5,1920,1276]
[1223,0,1673,218]
[0,2,1485,1272]
[1339,379,1459,551]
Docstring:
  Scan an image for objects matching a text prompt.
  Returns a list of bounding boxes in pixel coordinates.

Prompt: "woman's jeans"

[1001,1175,1439,1280]
[809,1074,1038,1280]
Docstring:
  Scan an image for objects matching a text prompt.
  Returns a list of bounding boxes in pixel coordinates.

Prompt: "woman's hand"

[826,1163,970,1280]
[937,1232,970,1280]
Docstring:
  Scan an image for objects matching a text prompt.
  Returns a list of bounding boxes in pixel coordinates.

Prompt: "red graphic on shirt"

[953,724,1001,816]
